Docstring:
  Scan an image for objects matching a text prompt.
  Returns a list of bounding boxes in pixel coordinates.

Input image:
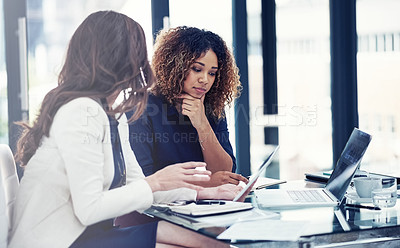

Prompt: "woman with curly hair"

[126,26,248,187]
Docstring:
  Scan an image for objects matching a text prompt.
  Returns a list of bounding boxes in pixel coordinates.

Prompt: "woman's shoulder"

[126,94,164,121]
[51,97,107,134]
[147,93,164,105]
[56,97,105,119]
[146,93,171,111]
[63,97,101,108]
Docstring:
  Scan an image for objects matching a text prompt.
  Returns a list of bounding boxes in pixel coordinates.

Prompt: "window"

[26,0,152,120]
[275,0,332,179]
[246,0,332,179]
[357,0,400,176]
[247,0,278,174]
[0,0,8,144]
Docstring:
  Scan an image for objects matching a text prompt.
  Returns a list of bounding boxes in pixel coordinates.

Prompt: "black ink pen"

[345,203,381,211]
[195,200,226,205]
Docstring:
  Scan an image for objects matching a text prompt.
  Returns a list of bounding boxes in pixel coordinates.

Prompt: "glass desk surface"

[144,180,400,247]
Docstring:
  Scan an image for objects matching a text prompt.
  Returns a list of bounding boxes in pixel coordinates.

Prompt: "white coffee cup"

[353,177,382,198]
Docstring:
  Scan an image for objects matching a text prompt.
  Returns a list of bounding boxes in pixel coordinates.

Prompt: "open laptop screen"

[325,128,372,201]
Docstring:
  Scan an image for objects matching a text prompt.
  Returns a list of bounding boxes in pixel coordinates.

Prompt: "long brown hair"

[151,26,241,119]
[15,11,153,166]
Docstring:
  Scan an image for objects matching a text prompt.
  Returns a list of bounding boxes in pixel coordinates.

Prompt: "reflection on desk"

[145,180,400,246]
[217,219,307,241]
[145,207,278,231]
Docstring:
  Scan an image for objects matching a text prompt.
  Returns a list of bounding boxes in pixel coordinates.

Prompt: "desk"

[145,180,400,247]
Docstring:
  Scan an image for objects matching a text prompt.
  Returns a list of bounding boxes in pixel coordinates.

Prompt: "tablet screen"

[232,145,280,202]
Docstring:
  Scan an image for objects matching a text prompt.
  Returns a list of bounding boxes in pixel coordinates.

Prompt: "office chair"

[0,144,19,247]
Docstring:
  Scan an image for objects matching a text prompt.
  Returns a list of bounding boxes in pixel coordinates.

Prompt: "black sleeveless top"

[108,114,126,189]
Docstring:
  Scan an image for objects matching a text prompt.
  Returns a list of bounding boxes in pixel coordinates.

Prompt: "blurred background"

[1,0,400,180]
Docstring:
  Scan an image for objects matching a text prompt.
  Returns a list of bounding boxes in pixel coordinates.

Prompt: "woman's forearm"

[196,124,233,173]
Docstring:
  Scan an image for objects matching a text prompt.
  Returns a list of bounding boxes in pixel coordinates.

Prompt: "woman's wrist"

[197,124,212,149]
[196,122,212,134]
[197,187,217,200]
[144,175,159,192]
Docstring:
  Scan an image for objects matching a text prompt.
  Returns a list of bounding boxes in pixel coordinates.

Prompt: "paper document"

[217,219,308,241]
[194,208,279,227]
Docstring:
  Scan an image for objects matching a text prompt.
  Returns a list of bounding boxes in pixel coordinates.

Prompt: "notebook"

[255,128,372,209]
[152,200,253,217]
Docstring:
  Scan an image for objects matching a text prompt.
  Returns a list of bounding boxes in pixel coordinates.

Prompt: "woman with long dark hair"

[9,11,240,248]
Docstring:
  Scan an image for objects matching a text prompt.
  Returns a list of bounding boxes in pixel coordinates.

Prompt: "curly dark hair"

[15,11,154,166]
[151,26,241,119]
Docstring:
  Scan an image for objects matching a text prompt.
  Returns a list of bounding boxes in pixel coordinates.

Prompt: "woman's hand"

[145,162,211,192]
[176,93,207,130]
[235,178,257,202]
[197,184,244,201]
[195,171,249,187]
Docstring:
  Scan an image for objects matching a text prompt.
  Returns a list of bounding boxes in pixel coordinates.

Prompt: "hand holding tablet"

[232,146,280,202]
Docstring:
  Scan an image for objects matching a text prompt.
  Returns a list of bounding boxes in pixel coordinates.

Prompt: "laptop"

[255,128,372,208]
[232,145,280,202]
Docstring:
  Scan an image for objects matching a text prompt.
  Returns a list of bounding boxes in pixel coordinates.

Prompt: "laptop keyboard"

[288,190,327,202]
